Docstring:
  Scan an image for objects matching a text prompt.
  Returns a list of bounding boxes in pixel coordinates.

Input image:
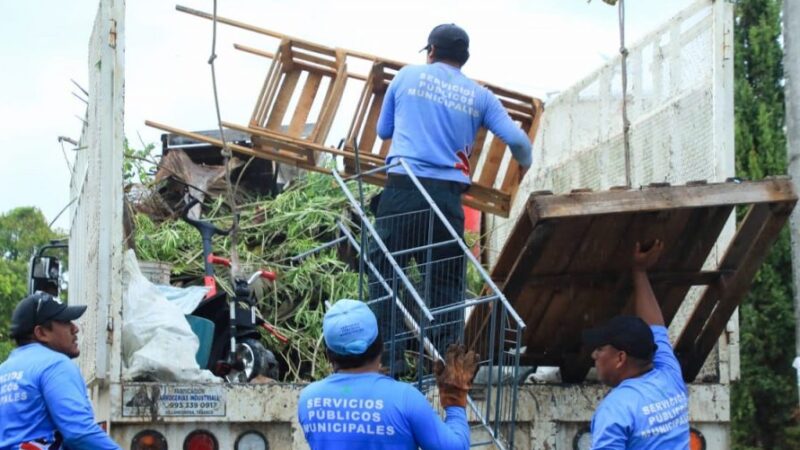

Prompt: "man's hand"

[433,344,479,408]
[518,165,530,184]
[633,239,664,272]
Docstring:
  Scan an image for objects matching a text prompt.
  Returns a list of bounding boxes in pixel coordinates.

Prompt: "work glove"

[433,344,479,409]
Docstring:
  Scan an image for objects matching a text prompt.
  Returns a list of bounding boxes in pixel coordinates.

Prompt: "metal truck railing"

[331,158,526,449]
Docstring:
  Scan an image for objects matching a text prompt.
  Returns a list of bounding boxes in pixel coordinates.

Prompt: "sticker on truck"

[122,384,226,417]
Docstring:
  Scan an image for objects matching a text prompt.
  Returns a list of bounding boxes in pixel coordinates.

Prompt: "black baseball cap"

[582,315,657,360]
[421,24,470,54]
[10,292,87,338]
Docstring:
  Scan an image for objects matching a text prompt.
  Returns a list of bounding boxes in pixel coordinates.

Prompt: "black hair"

[325,332,383,371]
[432,46,469,66]
[626,352,654,370]
[13,320,54,347]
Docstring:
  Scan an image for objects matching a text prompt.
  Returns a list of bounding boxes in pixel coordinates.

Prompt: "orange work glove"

[433,344,479,409]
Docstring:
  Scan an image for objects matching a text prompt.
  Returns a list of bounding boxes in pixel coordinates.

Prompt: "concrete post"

[783,0,800,406]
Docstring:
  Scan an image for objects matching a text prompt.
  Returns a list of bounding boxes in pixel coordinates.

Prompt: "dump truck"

[62,1,790,449]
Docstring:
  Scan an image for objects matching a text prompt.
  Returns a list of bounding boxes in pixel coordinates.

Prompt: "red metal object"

[261,322,289,343]
[259,270,277,281]
[207,254,231,267]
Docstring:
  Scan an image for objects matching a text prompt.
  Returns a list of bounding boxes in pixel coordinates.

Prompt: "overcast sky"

[0,0,694,230]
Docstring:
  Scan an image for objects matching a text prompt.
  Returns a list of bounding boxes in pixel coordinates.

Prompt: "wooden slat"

[523,270,729,287]
[290,39,337,59]
[675,203,772,344]
[465,215,553,357]
[519,214,595,354]
[528,179,796,220]
[676,201,793,381]
[224,121,384,164]
[499,163,521,195]
[292,48,338,69]
[346,87,374,149]
[145,120,331,176]
[468,128,489,171]
[534,214,631,362]
[463,197,507,217]
[288,72,322,137]
[252,57,283,126]
[477,136,509,187]
[358,92,385,154]
[489,202,537,283]
[235,43,369,82]
[265,71,301,130]
[658,206,734,324]
[314,55,348,143]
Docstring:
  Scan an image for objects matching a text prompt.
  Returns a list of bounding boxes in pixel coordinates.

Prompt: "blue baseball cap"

[323,299,379,355]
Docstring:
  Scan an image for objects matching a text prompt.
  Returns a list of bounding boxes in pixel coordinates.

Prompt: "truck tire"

[234,338,279,382]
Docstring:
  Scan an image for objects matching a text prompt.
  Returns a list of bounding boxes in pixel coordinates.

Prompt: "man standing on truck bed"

[582,240,690,449]
[298,299,478,449]
[0,292,121,450]
[372,23,533,372]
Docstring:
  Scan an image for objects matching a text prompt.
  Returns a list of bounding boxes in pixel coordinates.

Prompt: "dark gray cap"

[582,315,657,360]
[10,292,87,338]
[421,23,470,54]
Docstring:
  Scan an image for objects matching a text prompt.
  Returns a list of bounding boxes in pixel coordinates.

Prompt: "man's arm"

[41,359,121,450]
[481,91,532,168]
[632,240,665,326]
[404,387,470,450]
[590,398,633,450]
[376,75,398,140]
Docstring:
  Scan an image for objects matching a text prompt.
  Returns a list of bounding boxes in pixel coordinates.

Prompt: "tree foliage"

[0,207,58,362]
[0,207,56,261]
[732,0,800,448]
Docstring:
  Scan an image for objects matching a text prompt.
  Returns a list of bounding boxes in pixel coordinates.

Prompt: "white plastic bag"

[121,249,219,382]
[157,284,209,314]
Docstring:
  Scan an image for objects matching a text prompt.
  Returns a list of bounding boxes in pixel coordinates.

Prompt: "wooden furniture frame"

[341,58,544,216]
[465,178,797,382]
[152,6,545,217]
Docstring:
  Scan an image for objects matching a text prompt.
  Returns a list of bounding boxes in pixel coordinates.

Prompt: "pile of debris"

[125,131,370,382]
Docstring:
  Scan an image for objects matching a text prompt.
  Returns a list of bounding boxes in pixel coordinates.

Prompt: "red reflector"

[184,430,218,450]
[689,427,706,450]
[131,430,168,450]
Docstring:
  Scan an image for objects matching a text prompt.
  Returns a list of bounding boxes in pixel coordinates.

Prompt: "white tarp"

[121,249,218,382]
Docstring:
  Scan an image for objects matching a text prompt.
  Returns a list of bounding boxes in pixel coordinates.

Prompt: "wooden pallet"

[464,178,797,382]
[248,38,348,167]
[341,58,544,216]
[152,7,544,217]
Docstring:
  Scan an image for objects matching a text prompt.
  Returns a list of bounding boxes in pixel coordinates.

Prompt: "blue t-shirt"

[298,372,470,450]
[377,62,532,184]
[590,326,690,450]
[0,343,120,450]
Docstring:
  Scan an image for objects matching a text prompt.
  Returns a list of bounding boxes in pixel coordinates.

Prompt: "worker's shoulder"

[299,373,399,397]
[602,382,644,408]
[1,345,75,382]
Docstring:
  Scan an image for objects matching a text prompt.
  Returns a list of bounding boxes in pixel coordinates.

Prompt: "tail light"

[573,426,591,449]
[184,430,218,450]
[235,430,269,450]
[131,430,168,450]
[690,427,706,450]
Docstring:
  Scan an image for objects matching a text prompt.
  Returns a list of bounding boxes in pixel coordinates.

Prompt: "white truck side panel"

[70,0,125,391]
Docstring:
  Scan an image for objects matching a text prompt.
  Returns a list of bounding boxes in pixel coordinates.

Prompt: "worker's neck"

[614,363,654,386]
[432,60,461,69]
[336,359,381,374]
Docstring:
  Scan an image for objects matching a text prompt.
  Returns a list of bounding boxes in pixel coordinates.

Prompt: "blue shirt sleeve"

[376,71,399,140]
[480,90,532,167]
[404,387,470,450]
[590,393,633,450]
[41,359,121,450]
[651,325,685,388]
